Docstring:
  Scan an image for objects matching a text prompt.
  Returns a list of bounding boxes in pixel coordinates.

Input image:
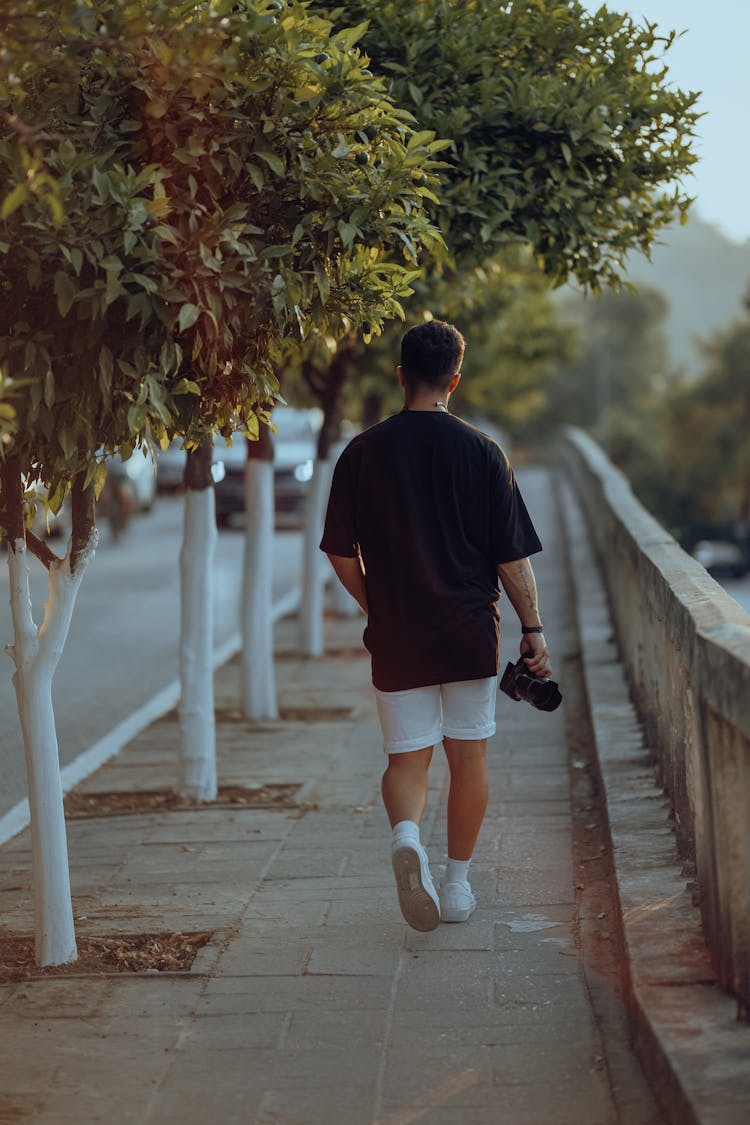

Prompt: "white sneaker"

[439,881,477,923]
[391,839,440,932]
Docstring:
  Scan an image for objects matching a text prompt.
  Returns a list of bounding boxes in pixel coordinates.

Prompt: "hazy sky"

[584,0,750,244]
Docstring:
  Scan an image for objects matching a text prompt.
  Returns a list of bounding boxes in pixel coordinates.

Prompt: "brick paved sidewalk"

[0,469,662,1125]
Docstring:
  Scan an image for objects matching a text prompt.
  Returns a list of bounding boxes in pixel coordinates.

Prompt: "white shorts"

[374,677,498,755]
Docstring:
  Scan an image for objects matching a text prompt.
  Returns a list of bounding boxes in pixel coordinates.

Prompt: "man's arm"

[496,556,552,677]
[326,553,368,615]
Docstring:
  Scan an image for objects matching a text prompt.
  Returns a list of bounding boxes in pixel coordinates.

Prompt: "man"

[320,319,551,932]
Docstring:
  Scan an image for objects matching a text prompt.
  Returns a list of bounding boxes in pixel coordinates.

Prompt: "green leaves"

[254,147,285,176]
[316,0,699,287]
[1,184,30,220]
[53,272,76,317]
[0,0,446,503]
[178,304,201,333]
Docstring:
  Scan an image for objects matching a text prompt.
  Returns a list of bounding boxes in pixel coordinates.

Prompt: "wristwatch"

[521,625,544,634]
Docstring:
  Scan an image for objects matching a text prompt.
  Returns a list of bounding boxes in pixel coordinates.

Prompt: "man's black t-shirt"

[319,410,542,692]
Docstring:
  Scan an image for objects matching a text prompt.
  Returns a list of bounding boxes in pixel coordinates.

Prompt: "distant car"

[155,439,187,493]
[30,492,70,541]
[693,540,748,579]
[26,449,155,540]
[214,407,319,529]
[109,450,157,513]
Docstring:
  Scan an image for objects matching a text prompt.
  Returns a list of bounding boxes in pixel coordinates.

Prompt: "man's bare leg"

[381,746,433,828]
[443,737,488,861]
[381,747,440,931]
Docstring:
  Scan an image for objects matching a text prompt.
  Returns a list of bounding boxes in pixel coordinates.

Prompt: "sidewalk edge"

[558,476,750,1125]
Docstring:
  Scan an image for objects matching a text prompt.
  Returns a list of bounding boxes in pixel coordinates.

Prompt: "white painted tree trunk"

[241,459,277,719]
[178,487,218,801]
[299,457,332,657]
[6,534,96,966]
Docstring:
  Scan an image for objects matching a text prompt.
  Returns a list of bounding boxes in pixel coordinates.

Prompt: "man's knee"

[385,747,433,773]
[444,737,487,769]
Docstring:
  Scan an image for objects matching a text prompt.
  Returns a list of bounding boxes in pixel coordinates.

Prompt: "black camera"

[499,655,562,712]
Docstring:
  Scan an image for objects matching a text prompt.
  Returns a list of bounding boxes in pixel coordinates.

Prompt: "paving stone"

[201,974,393,1014]
[257,1086,375,1125]
[378,1047,492,1104]
[0,471,674,1124]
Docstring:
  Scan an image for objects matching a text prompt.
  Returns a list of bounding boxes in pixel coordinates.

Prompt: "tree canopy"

[289,0,700,452]
[657,294,750,544]
[339,251,574,435]
[317,0,700,287]
[0,0,444,519]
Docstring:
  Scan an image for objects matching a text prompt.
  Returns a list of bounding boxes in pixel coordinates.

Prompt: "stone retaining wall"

[562,429,750,1013]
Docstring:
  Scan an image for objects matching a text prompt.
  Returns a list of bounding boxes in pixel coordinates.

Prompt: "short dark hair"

[400,320,466,388]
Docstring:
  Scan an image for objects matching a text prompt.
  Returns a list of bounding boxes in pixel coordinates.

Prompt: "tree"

[169,4,446,693]
[537,286,672,443]
[320,0,698,284]
[647,292,750,546]
[0,0,444,959]
[293,0,699,654]
[339,250,574,438]
[0,1,180,965]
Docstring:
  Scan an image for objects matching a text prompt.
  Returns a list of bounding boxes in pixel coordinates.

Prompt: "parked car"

[30,492,70,541]
[27,449,155,541]
[155,438,187,493]
[214,407,319,529]
[109,450,157,513]
[693,540,749,579]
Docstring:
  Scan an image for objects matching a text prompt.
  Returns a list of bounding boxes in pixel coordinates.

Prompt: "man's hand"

[520,631,552,678]
[496,557,552,677]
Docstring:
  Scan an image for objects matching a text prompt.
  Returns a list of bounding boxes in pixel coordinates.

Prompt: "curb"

[558,477,750,1124]
[0,585,302,848]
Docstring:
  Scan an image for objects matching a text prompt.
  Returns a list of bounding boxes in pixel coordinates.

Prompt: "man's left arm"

[497,556,551,677]
[327,553,368,615]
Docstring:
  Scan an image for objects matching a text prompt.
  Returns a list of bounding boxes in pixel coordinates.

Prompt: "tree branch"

[317,345,352,460]
[0,109,65,144]
[1,454,25,544]
[26,530,60,571]
[1,455,38,660]
[302,359,327,400]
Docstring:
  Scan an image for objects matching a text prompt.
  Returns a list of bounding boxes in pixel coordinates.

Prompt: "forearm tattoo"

[515,560,538,613]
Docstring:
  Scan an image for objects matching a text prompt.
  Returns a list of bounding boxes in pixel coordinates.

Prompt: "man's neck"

[404,391,451,412]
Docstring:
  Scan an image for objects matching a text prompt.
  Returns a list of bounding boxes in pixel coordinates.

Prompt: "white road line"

[0,585,302,847]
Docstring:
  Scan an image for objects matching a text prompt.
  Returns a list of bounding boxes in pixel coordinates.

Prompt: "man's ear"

[448,370,461,393]
[396,365,406,388]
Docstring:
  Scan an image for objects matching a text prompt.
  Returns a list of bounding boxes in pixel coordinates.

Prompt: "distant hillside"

[625,213,750,374]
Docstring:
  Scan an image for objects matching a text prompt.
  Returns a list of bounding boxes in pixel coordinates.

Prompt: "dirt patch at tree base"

[277,706,352,722]
[164,705,354,723]
[64,783,301,818]
[0,930,213,981]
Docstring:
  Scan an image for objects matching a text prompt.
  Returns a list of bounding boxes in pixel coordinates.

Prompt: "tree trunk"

[178,439,218,801]
[241,419,277,719]
[299,346,351,656]
[2,461,97,966]
[362,390,383,431]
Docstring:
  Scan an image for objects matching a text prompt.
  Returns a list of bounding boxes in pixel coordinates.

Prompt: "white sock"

[445,857,471,886]
[392,819,420,843]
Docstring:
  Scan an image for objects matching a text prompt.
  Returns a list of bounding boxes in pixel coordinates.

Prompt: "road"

[720,573,750,615]
[0,497,303,820]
